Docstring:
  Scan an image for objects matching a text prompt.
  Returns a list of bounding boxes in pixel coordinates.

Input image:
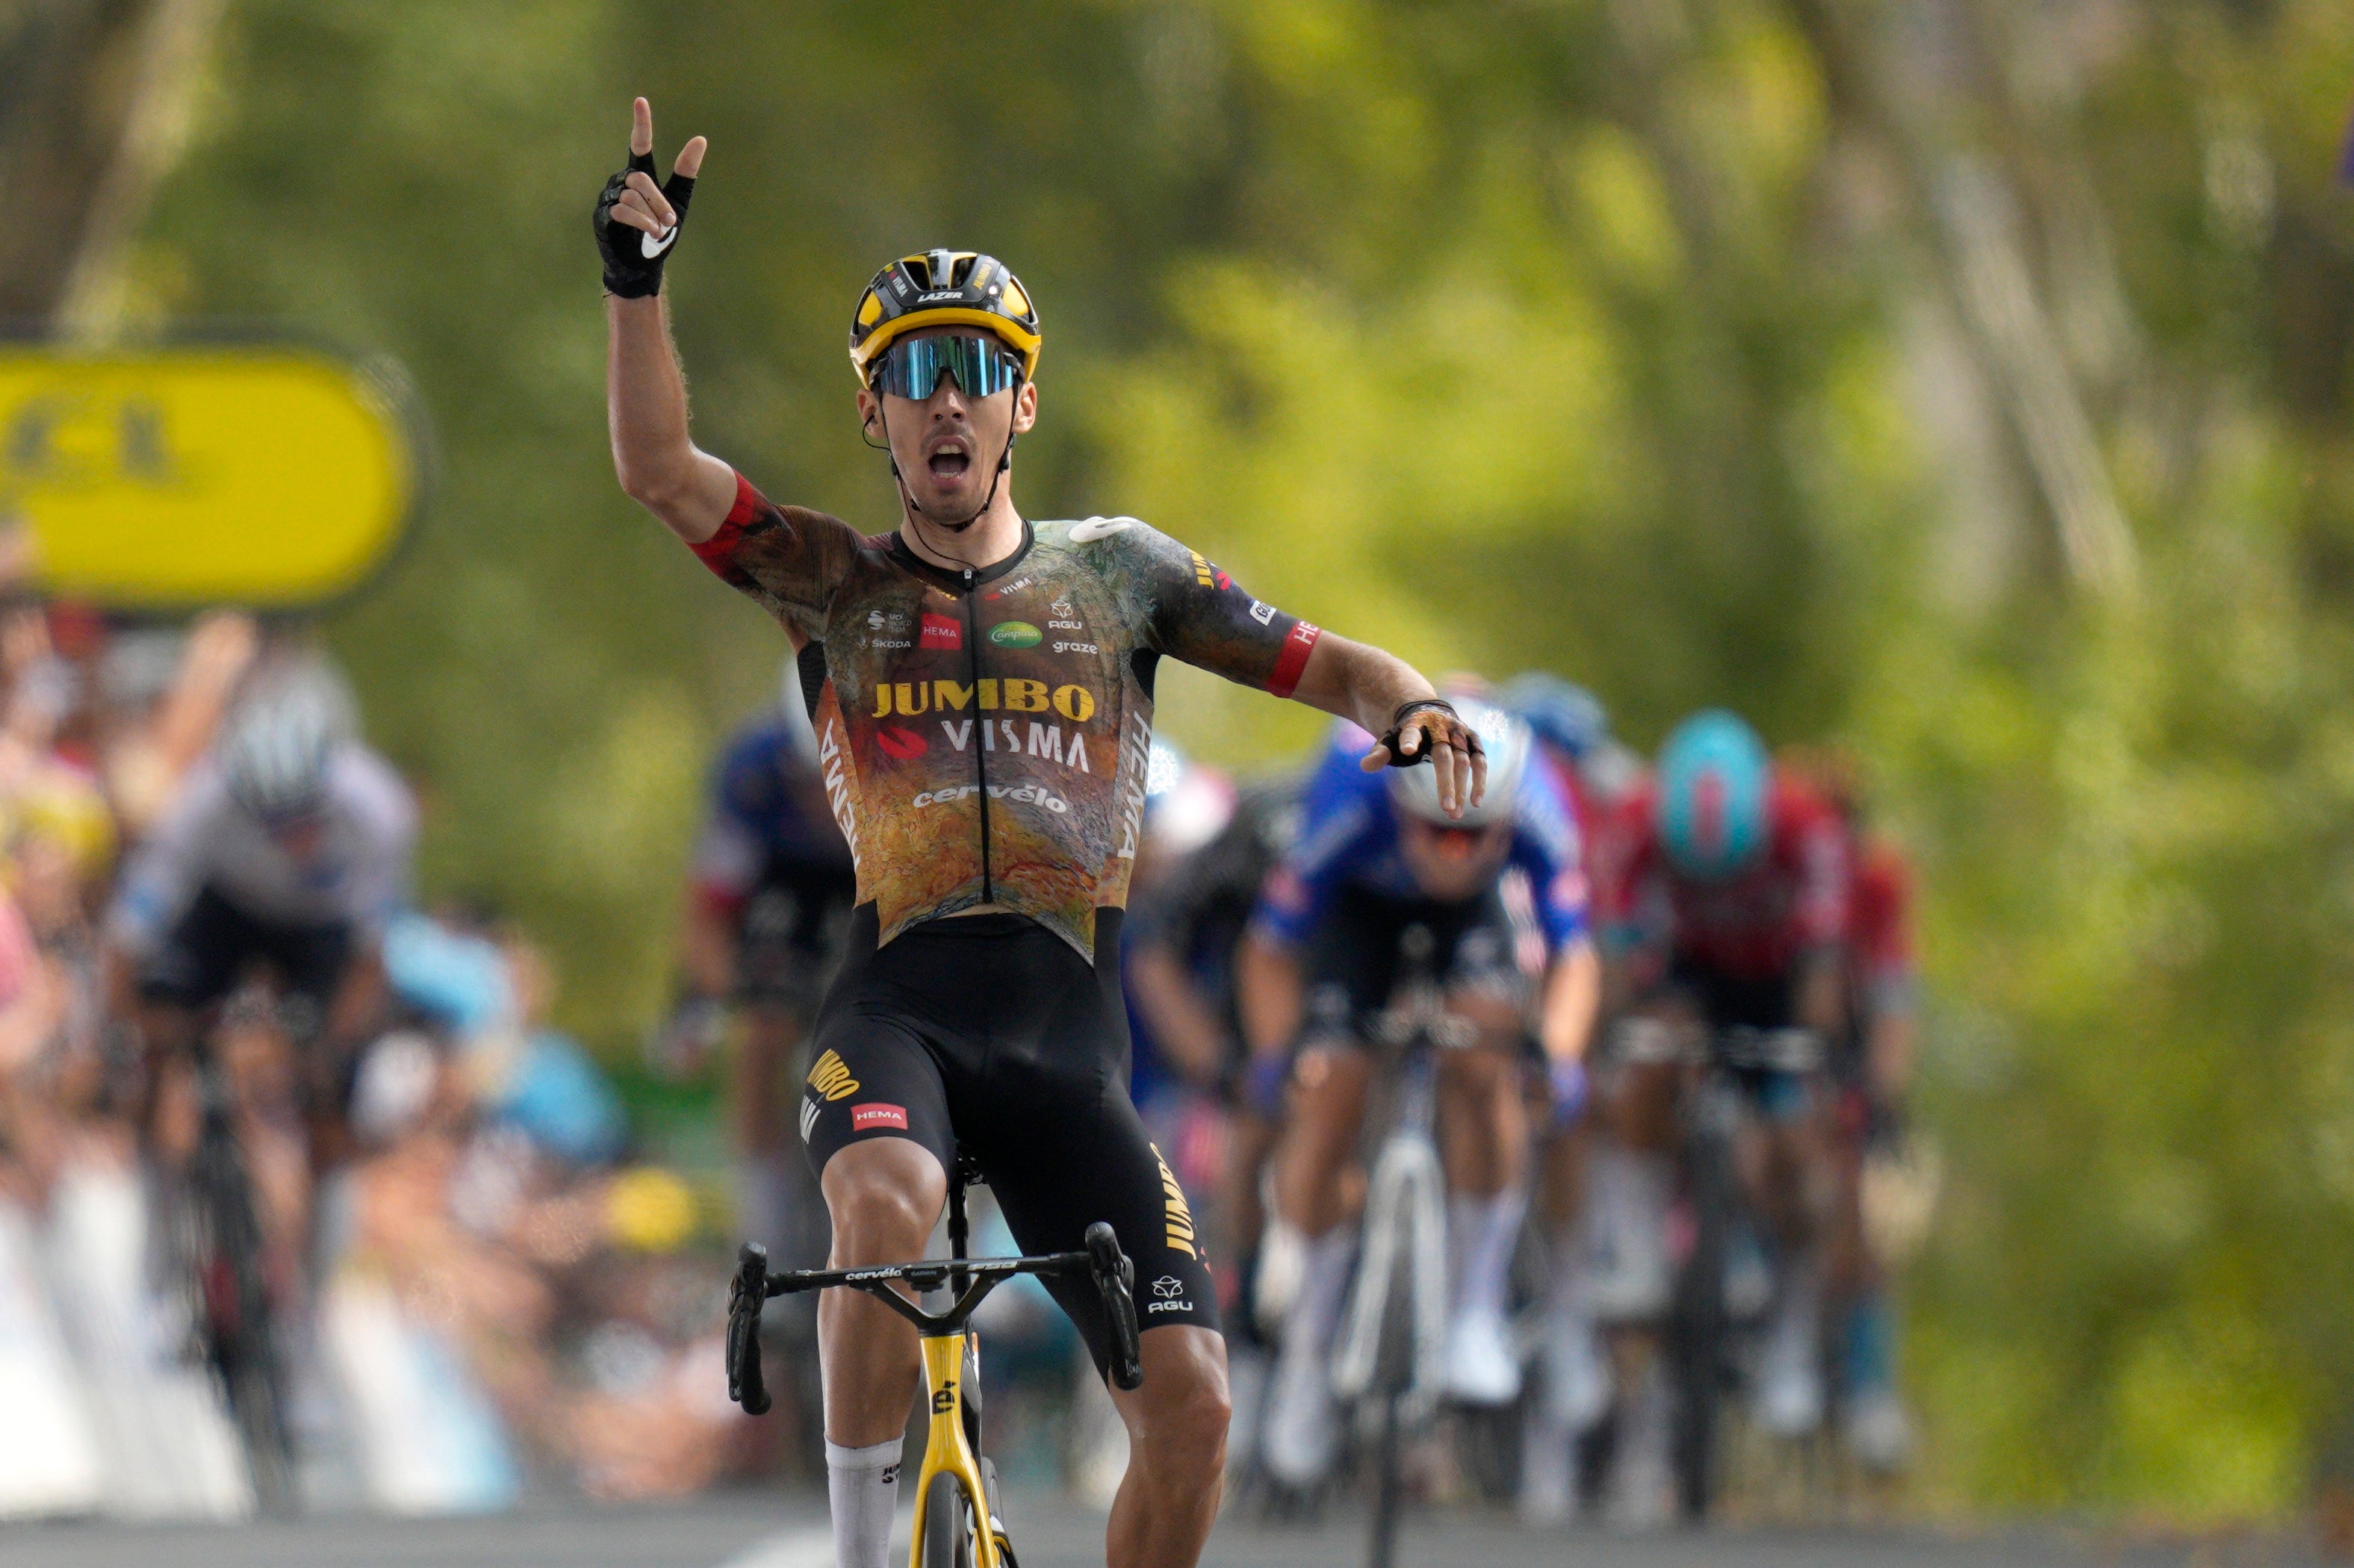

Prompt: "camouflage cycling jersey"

[689,473,1322,959]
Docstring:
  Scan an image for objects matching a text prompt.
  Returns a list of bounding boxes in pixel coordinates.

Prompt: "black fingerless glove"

[1375,699,1476,768]
[594,149,695,299]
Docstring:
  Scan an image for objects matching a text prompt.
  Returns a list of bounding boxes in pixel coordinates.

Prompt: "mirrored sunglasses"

[867,334,1024,400]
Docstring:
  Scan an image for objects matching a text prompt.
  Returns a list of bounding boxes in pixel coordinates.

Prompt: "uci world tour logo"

[988,621,1042,649]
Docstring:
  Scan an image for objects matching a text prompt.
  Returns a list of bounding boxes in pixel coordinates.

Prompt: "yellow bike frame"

[910,1328,999,1568]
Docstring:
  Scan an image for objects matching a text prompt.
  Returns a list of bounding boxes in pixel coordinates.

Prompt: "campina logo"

[988,621,1041,648]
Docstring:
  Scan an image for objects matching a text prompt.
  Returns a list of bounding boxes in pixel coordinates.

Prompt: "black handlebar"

[724,1224,1146,1414]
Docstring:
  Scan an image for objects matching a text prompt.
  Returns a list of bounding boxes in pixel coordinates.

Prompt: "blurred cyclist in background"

[1494,671,1647,1522]
[1240,697,1600,1495]
[1608,710,1851,1460]
[105,661,416,1177]
[665,665,856,1270]
[1784,745,1917,1474]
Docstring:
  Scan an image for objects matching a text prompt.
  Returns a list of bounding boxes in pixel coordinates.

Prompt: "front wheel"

[922,1469,979,1568]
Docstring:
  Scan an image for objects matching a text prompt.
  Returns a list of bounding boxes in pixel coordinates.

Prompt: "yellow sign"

[0,343,422,609]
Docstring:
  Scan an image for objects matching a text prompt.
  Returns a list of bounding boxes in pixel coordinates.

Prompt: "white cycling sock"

[825,1437,903,1568]
[1447,1189,1526,1322]
[1281,1228,1358,1363]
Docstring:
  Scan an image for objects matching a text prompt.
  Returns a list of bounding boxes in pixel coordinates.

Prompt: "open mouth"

[926,439,972,482]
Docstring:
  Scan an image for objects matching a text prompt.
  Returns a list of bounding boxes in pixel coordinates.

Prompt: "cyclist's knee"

[1129,1329,1230,1469]
[819,1139,945,1260]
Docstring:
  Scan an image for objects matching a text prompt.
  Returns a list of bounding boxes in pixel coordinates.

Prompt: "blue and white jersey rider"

[1255,716,1589,971]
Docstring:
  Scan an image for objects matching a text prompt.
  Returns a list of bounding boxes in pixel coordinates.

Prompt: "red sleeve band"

[687,470,766,579]
[1267,620,1321,700]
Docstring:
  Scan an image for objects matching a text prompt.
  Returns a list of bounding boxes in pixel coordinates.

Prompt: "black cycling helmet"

[848,250,1041,386]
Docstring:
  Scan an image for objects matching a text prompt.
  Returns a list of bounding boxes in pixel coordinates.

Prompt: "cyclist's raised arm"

[600,97,735,542]
[1104,520,1480,814]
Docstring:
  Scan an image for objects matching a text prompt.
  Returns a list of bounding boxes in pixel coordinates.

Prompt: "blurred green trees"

[116,0,2354,1521]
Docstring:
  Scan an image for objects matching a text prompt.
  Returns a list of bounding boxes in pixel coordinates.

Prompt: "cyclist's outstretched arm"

[601,99,733,542]
[1287,633,1483,812]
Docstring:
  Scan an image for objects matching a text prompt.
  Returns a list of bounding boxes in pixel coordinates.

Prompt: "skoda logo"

[988,621,1042,648]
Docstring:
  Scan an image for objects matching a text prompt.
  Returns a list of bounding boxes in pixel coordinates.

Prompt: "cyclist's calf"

[1108,1324,1231,1568]
[817,1138,948,1447]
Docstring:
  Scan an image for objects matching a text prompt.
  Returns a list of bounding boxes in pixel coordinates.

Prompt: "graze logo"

[872,678,1096,723]
[1188,552,1231,591]
[988,621,1041,648]
[1052,641,1099,655]
[1249,600,1277,626]
[1115,713,1154,859]
[851,1102,908,1131]
[807,1049,860,1102]
[920,612,961,650]
[876,725,928,760]
[913,780,1072,814]
[1152,1143,1199,1260]
[1146,1275,1192,1314]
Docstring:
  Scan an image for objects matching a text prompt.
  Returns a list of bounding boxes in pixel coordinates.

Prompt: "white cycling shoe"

[1443,1305,1523,1406]
[1261,1343,1341,1487]
[1538,1309,1610,1434]
[1604,1358,1674,1533]
[1754,1280,1824,1437]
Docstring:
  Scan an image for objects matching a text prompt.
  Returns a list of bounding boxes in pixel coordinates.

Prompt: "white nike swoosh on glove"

[1069,517,1138,542]
[641,224,679,260]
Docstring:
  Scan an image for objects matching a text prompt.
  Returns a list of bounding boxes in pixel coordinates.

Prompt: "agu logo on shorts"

[1146,1275,1192,1313]
[987,621,1041,648]
[851,1103,908,1131]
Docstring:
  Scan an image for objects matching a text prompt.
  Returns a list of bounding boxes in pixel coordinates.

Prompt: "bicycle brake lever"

[727,1243,773,1415]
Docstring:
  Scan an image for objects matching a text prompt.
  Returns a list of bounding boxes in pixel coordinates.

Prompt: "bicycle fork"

[1329,1129,1448,1422]
[910,1328,999,1568]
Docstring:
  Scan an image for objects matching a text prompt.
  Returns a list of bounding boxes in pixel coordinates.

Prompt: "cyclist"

[1494,671,1644,1521]
[1237,697,1600,1493]
[1785,746,1917,1473]
[1609,711,1851,1444]
[105,664,415,1177]
[668,668,857,1269]
[597,99,1488,1568]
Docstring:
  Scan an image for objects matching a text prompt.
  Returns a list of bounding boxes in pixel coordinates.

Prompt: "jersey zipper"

[961,566,993,904]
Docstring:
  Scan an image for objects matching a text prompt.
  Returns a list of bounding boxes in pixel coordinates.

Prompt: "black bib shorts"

[798,906,1218,1375]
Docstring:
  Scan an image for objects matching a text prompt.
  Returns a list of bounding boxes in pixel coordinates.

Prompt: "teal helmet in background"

[1656,709,1770,880]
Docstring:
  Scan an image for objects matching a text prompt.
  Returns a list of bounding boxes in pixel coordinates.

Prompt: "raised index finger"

[631,96,653,158]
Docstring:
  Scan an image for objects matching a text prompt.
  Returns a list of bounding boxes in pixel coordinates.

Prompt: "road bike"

[727,1154,1144,1568]
[1659,1021,1825,1522]
[161,1021,298,1512]
[1329,923,1476,1568]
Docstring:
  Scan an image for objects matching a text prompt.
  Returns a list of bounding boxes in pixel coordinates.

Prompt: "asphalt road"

[0,1489,2329,1568]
